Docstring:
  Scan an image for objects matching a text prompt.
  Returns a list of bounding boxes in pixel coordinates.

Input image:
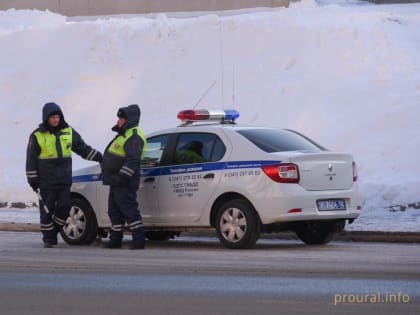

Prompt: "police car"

[65,109,363,249]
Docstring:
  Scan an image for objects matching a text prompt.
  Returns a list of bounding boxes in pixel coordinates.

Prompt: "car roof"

[146,123,281,137]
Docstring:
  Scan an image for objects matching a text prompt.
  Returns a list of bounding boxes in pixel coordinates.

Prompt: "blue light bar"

[223,109,240,121]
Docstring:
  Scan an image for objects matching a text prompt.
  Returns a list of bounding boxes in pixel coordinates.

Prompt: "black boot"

[43,242,55,248]
[130,226,145,250]
[130,241,145,250]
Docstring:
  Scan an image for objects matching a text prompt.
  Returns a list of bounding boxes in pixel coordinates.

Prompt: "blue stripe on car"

[72,173,102,183]
[72,160,281,183]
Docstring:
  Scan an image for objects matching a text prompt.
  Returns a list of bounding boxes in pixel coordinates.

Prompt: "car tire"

[60,198,98,245]
[295,221,335,245]
[145,231,172,241]
[215,199,260,249]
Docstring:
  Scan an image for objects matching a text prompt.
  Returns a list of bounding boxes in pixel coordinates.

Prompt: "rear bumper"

[251,184,363,225]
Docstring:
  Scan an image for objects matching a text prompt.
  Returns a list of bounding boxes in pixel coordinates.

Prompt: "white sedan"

[64,109,363,249]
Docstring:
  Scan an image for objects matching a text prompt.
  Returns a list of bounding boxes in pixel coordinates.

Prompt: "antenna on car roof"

[232,62,235,108]
[193,80,216,109]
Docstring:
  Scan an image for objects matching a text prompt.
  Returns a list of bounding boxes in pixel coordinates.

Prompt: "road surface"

[0,231,418,314]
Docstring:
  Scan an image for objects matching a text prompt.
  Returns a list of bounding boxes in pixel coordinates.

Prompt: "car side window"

[141,134,169,167]
[173,133,224,165]
[209,137,226,162]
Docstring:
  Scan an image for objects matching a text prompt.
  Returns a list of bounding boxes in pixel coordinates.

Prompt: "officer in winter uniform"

[176,140,205,164]
[26,102,103,248]
[101,104,147,249]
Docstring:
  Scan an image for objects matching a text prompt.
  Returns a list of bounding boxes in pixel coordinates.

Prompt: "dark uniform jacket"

[101,104,145,187]
[26,102,102,190]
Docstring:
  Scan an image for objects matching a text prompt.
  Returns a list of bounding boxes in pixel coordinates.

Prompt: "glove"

[93,151,103,163]
[29,181,39,192]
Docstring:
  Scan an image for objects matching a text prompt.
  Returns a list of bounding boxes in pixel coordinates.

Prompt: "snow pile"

[0,9,65,36]
[0,3,420,230]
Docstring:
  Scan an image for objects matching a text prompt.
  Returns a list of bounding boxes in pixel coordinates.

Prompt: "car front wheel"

[215,199,260,249]
[60,198,98,245]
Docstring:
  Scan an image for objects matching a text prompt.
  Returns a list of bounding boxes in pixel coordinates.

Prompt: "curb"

[336,231,420,243]
[259,231,420,243]
[0,222,40,232]
[0,222,419,243]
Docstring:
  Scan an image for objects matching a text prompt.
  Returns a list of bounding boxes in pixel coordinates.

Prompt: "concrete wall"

[0,0,290,16]
[367,0,420,3]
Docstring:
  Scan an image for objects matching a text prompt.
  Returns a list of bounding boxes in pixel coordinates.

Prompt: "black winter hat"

[117,104,140,120]
[49,110,61,117]
[117,109,127,119]
[42,102,63,122]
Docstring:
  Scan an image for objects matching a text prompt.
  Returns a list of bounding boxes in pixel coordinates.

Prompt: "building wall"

[368,0,420,3]
[0,0,290,16]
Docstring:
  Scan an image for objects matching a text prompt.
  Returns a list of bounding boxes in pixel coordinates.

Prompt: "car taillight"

[352,161,358,182]
[261,163,300,183]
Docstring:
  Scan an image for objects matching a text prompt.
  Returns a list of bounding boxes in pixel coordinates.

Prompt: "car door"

[158,132,226,224]
[138,134,170,223]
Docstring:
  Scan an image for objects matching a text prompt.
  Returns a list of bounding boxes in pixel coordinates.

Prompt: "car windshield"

[236,128,325,153]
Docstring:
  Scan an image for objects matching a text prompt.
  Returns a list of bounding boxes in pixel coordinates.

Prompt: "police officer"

[26,102,103,248]
[101,104,147,249]
[176,140,205,164]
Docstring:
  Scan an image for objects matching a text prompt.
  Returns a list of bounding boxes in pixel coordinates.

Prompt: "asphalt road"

[0,231,419,315]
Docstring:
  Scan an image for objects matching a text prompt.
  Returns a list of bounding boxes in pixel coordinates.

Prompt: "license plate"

[317,199,346,211]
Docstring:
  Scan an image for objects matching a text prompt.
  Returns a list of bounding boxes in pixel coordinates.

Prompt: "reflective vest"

[107,126,147,158]
[176,149,204,164]
[34,127,72,159]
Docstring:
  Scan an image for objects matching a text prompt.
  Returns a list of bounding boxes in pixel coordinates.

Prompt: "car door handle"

[203,173,215,179]
[144,177,155,183]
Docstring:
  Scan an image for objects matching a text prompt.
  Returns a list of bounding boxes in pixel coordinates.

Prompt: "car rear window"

[236,128,324,153]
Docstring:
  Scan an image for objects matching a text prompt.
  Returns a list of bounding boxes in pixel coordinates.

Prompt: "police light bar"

[177,109,240,123]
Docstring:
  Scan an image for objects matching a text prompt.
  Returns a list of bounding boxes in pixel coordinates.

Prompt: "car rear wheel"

[215,199,260,249]
[60,198,98,245]
[295,221,336,245]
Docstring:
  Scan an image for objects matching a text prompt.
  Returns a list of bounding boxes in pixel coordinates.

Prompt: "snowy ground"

[0,1,419,231]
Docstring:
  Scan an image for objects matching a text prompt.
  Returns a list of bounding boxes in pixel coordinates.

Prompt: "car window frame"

[141,133,173,167]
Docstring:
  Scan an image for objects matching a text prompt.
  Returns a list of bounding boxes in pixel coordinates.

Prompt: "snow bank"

[0,3,419,225]
[0,9,65,36]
